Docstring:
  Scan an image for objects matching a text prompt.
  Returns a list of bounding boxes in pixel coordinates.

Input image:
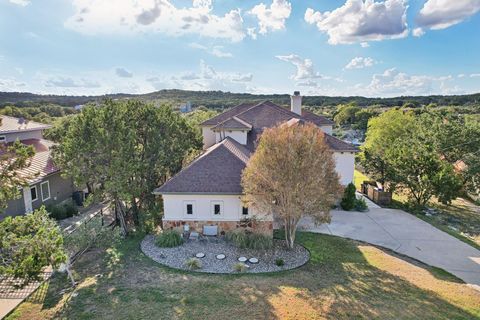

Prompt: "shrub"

[225,230,273,250]
[185,258,202,270]
[46,204,67,220]
[46,201,78,220]
[155,230,183,248]
[354,197,368,212]
[340,183,357,211]
[275,258,285,267]
[233,263,248,273]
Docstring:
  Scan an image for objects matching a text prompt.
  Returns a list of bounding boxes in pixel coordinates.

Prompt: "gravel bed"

[141,235,310,274]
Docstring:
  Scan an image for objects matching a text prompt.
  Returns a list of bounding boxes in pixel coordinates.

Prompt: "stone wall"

[163,219,273,236]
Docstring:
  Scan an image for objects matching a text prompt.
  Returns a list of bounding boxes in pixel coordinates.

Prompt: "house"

[0,115,75,219]
[153,92,358,235]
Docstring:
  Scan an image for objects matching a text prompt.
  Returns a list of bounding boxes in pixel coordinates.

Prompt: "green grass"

[155,230,184,248]
[7,232,480,320]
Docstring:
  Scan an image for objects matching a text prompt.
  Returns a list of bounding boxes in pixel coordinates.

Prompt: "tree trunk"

[284,218,297,249]
[65,258,76,287]
[115,199,128,237]
[131,197,140,226]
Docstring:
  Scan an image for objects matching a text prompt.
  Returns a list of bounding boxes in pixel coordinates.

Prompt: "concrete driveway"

[298,207,480,290]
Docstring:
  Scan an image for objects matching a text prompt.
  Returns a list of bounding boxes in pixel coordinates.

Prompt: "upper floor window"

[183,201,195,216]
[186,204,193,215]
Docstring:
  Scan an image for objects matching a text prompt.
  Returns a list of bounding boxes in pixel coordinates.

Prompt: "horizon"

[1,0,480,98]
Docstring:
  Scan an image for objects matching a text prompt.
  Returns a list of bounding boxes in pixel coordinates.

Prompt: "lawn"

[7,232,480,320]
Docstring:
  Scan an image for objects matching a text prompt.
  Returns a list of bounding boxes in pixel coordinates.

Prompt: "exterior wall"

[1,172,75,220]
[202,126,216,149]
[163,194,272,222]
[2,130,43,143]
[214,130,247,145]
[163,220,273,236]
[334,152,355,185]
[320,125,333,135]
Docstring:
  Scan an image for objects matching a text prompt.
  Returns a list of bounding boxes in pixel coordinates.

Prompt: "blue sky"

[1,0,479,97]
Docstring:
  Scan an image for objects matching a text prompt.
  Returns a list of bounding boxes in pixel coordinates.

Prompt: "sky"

[1,0,480,97]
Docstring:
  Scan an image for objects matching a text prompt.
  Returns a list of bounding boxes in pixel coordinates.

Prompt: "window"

[40,181,51,201]
[210,201,223,217]
[242,207,249,215]
[0,136,5,143]
[183,201,195,217]
[30,186,38,202]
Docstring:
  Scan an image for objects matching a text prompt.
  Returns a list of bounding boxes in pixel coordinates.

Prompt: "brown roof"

[154,137,251,194]
[211,116,252,131]
[200,103,256,126]
[301,110,335,126]
[1,139,59,185]
[0,115,51,134]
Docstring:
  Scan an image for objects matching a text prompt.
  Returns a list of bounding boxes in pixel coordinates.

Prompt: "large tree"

[53,100,200,235]
[242,122,342,248]
[360,109,464,206]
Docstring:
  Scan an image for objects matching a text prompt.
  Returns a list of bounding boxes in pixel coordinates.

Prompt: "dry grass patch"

[7,232,480,320]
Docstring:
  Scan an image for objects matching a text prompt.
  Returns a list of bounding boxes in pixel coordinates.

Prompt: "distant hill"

[1,90,479,109]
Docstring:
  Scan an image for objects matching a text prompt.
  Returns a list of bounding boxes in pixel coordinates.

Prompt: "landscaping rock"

[141,235,309,274]
[248,258,259,264]
[216,254,226,260]
[238,257,247,262]
[195,253,206,258]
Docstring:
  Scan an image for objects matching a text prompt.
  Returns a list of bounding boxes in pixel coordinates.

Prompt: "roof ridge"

[221,137,251,163]
[200,102,255,126]
[231,116,252,128]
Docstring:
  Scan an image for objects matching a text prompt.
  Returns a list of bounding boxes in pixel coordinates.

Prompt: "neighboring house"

[154,92,358,235]
[0,115,74,219]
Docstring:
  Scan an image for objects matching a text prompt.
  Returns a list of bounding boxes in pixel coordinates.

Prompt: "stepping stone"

[196,253,205,258]
[216,254,226,260]
[248,258,259,264]
[238,256,247,262]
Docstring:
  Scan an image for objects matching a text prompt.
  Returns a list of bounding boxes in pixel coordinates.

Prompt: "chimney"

[290,91,302,115]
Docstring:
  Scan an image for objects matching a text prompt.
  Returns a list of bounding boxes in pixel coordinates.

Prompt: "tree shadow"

[28,232,480,320]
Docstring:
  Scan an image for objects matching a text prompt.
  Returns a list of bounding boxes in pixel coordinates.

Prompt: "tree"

[0,137,35,211]
[53,100,200,235]
[242,122,342,248]
[359,109,415,191]
[0,207,66,282]
[334,103,361,126]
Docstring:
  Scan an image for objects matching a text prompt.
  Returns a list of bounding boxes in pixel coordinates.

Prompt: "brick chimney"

[290,91,302,115]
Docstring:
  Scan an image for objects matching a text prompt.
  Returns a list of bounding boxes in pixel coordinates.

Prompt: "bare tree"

[242,121,342,249]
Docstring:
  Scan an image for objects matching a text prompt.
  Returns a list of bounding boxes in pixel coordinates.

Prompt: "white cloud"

[470,73,480,78]
[150,60,253,92]
[345,57,375,69]
[65,0,245,42]
[458,74,465,78]
[248,0,291,35]
[247,27,257,40]
[412,27,425,37]
[115,67,133,78]
[276,54,322,80]
[189,43,233,58]
[360,42,370,48]
[44,76,101,88]
[9,0,30,7]
[305,0,408,45]
[416,0,480,31]
[360,68,459,96]
[0,78,27,91]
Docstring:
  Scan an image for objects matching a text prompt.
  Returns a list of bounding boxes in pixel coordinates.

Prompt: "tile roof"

[154,137,251,194]
[200,103,256,126]
[211,116,252,131]
[1,139,59,185]
[301,110,335,126]
[0,115,51,134]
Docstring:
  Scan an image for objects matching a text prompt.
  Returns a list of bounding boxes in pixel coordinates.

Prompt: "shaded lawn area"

[7,232,480,320]
[354,169,480,249]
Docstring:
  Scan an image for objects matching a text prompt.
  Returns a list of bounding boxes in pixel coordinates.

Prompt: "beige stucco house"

[154,92,358,235]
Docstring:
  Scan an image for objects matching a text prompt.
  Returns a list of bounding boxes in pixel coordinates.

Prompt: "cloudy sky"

[1,0,480,97]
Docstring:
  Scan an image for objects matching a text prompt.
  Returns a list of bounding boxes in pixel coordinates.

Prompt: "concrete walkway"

[298,207,480,290]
